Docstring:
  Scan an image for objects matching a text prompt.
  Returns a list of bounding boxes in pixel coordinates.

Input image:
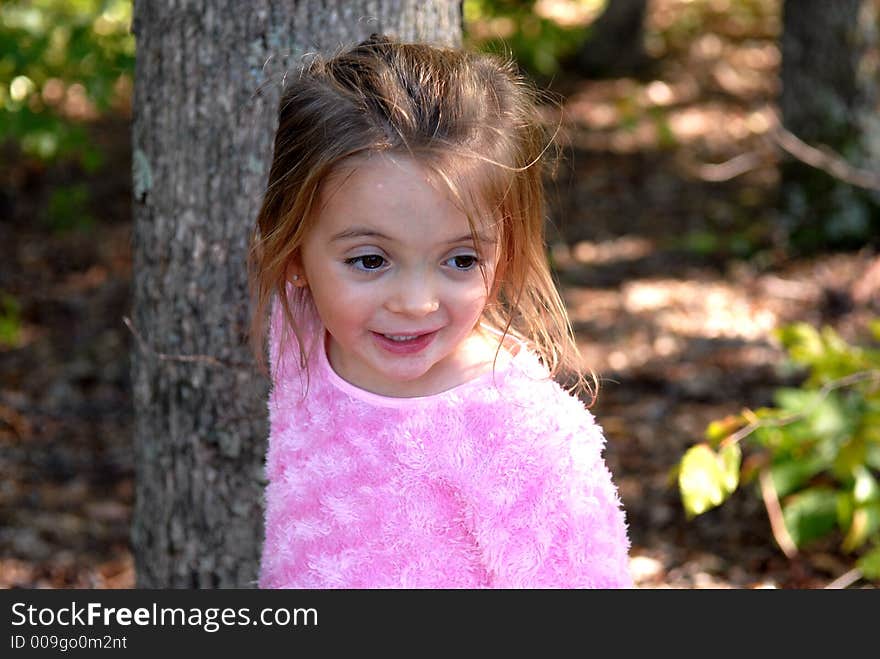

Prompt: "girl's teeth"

[385,334,418,341]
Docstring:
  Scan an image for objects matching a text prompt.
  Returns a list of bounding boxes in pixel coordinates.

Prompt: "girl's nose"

[386,277,440,316]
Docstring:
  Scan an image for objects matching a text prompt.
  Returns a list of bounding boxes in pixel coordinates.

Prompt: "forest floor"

[1,0,878,588]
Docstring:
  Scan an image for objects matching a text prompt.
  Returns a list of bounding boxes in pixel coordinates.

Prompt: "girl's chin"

[375,365,436,387]
[364,359,446,395]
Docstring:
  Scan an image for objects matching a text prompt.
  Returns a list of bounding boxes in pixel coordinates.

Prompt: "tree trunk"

[130,0,462,588]
[779,0,880,250]
[574,0,649,78]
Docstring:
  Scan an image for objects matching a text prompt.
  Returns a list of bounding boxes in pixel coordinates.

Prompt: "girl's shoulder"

[476,324,589,410]
[452,351,613,530]
[496,346,591,415]
[463,345,602,454]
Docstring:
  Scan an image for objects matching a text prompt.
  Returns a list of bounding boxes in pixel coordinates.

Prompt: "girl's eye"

[346,254,387,271]
[446,254,479,271]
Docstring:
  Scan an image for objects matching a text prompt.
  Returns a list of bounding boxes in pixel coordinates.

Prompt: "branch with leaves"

[676,320,880,587]
[718,370,880,450]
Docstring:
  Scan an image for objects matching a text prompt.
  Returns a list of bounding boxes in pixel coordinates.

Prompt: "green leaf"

[856,545,880,581]
[773,387,817,414]
[782,487,839,548]
[42,183,95,232]
[809,393,851,439]
[0,293,22,348]
[853,467,880,505]
[841,503,880,553]
[867,444,880,472]
[837,492,854,531]
[678,444,738,518]
[773,389,850,441]
[833,439,868,482]
[682,230,718,255]
[775,323,823,365]
[820,326,851,356]
[770,456,827,498]
[704,415,746,444]
[719,443,741,493]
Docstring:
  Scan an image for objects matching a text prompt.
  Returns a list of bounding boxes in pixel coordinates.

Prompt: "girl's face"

[296,154,498,397]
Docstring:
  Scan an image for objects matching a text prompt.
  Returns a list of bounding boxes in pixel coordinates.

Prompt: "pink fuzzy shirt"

[259,308,632,588]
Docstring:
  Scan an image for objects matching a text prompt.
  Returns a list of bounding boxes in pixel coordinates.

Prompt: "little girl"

[249,35,632,588]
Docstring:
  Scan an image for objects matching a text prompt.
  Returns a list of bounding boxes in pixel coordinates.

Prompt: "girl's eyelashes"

[345,254,387,271]
[344,252,481,273]
[445,254,480,271]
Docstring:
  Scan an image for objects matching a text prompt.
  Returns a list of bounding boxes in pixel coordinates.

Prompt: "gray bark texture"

[130,0,462,588]
[780,0,880,248]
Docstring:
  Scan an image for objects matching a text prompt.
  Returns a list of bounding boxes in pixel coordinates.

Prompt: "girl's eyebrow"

[330,226,495,244]
[330,227,391,242]
[450,231,496,245]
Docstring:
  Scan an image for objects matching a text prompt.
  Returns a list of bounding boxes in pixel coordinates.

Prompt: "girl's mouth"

[372,330,438,354]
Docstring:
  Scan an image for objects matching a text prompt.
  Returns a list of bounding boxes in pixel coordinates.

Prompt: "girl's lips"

[372,330,438,355]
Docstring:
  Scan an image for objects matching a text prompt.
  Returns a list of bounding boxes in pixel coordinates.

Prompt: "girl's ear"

[285,259,308,288]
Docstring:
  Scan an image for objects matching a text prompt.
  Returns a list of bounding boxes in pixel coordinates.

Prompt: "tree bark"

[130,0,462,588]
[574,0,649,78]
[779,0,880,249]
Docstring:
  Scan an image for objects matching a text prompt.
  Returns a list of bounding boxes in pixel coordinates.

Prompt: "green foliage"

[677,321,880,582]
[858,544,880,580]
[678,442,740,518]
[43,183,96,232]
[672,222,774,261]
[0,0,134,163]
[781,487,838,547]
[463,0,592,77]
[0,293,22,348]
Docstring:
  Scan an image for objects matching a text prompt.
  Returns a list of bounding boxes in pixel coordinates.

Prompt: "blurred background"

[1,0,878,588]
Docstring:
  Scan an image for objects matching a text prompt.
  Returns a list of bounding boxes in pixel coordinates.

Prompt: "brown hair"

[248,34,594,398]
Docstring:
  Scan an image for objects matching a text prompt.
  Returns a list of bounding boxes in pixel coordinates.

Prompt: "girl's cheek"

[333,279,381,308]
[462,278,492,304]
[456,294,489,322]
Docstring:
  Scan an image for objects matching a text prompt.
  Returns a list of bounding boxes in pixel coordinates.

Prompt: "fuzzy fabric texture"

[259,304,632,588]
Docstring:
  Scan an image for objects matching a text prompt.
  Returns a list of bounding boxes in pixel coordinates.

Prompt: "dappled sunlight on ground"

[560,241,877,589]
[534,0,878,588]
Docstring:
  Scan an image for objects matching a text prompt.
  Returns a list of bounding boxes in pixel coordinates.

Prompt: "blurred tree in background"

[573,0,649,77]
[779,0,880,251]
[465,0,880,250]
[5,0,874,252]
[463,0,649,78]
[0,0,133,167]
